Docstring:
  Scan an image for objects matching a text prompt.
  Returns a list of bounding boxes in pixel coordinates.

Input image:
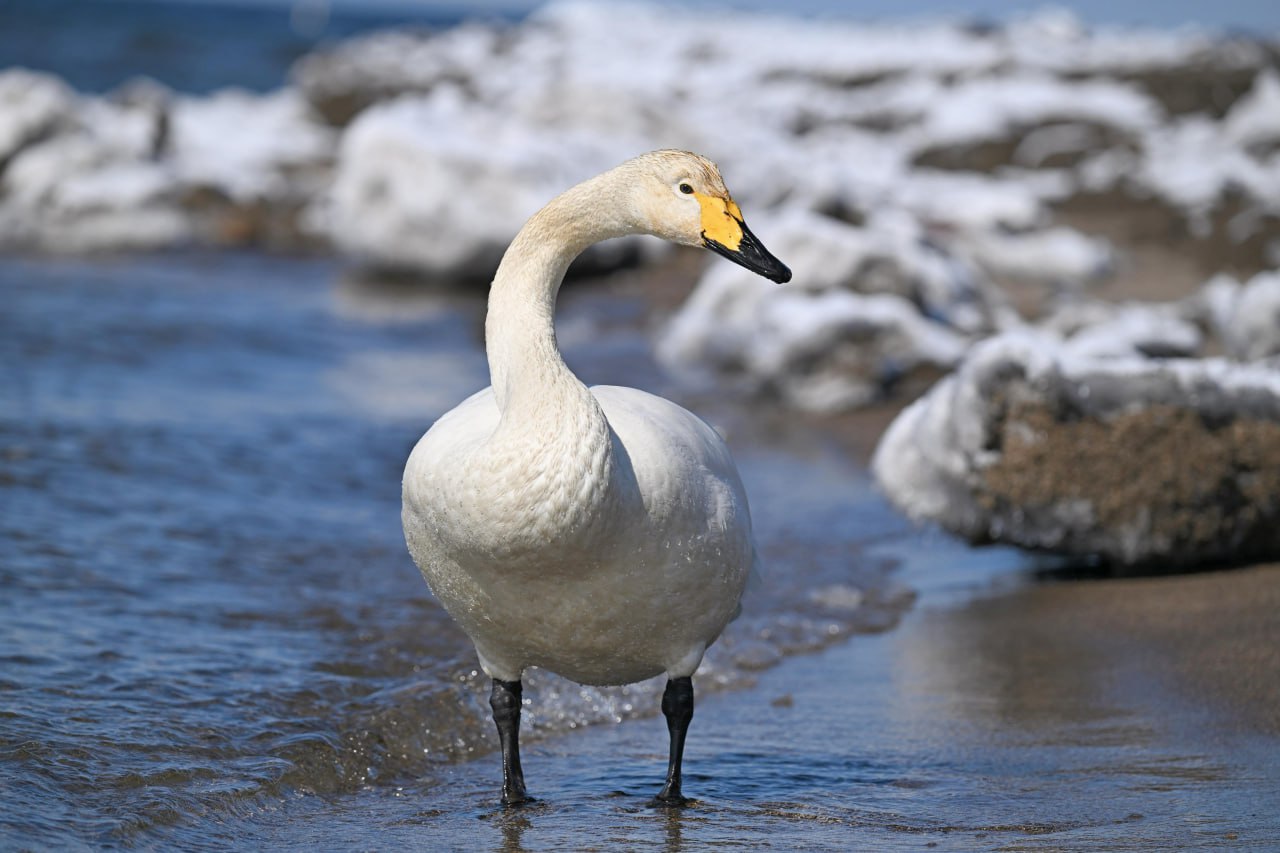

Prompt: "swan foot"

[655,676,694,805]
[490,677,529,806]
[652,791,691,808]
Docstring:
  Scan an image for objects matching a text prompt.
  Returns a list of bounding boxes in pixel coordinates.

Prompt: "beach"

[2,0,1279,847]
[2,252,1277,849]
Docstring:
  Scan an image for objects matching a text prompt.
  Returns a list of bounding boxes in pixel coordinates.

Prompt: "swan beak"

[697,195,792,284]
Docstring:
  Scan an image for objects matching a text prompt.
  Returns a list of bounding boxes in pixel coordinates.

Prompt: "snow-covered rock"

[659,210,982,412]
[955,225,1113,287]
[872,331,1280,568]
[910,74,1159,171]
[0,97,189,252]
[326,92,647,277]
[292,24,509,125]
[1191,271,1280,361]
[1223,69,1280,156]
[0,84,335,252]
[1,0,1277,285]
[0,69,76,166]
[1047,301,1203,359]
[170,89,334,203]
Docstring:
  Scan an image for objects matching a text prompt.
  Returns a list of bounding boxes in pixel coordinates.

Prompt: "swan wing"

[591,384,755,559]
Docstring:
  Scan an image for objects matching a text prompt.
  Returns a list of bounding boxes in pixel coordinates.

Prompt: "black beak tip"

[705,224,793,285]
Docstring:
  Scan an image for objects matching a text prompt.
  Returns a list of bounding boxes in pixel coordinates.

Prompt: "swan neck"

[485,170,635,412]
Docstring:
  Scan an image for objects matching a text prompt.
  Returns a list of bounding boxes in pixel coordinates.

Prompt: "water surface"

[2,253,1277,850]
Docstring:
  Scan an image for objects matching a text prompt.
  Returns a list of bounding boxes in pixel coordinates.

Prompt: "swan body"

[404,383,753,685]
[401,150,790,804]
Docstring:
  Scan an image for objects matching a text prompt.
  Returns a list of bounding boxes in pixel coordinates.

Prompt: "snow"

[327,91,647,276]
[0,69,75,164]
[1203,270,1280,361]
[1223,69,1280,152]
[170,89,334,202]
[659,209,979,412]
[911,74,1160,149]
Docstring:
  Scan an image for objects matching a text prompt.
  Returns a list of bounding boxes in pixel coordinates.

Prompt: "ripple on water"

[0,255,921,846]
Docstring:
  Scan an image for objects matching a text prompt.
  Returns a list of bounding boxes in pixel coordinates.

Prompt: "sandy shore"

[997,561,1280,738]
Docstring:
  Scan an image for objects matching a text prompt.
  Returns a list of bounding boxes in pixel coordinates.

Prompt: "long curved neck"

[485,168,636,415]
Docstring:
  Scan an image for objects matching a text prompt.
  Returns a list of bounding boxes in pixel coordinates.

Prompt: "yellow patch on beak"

[696,193,744,250]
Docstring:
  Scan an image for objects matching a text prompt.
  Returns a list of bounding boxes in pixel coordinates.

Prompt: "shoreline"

[222,534,1280,850]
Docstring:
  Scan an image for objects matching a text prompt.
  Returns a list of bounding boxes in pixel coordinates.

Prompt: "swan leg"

[489,677,530,805]
[655,676,694,805]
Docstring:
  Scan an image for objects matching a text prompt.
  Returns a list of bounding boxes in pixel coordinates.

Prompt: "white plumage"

[401,149,791,804]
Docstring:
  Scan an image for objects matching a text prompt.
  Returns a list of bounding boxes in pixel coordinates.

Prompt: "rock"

[872,331,1280,568]
[291,25,505,126]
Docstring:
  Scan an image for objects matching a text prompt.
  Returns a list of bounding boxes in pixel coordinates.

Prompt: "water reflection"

[494,808,532,853]
[896,587,1151,748]
[659,804,686,851]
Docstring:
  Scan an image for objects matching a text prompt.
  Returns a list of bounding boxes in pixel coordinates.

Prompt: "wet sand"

[1005,562,1280,738]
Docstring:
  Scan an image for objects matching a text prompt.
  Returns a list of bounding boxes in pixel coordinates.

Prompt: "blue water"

[0,252,924,846]
[0,0,504,93]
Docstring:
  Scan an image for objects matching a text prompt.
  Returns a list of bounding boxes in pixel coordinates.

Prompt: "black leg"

[655,676,694,805]
[490,677,529,805]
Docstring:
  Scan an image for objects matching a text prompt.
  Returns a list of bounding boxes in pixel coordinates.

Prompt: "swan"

[402,149,791,805]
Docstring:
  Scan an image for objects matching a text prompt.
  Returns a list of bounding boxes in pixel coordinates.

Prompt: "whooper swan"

[402,149,791,805]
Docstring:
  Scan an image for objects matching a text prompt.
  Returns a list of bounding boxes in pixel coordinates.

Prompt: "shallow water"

[0,252,920,846]
[3,254,1278,850]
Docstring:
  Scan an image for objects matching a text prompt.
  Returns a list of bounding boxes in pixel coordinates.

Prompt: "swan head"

[627,150,792,284]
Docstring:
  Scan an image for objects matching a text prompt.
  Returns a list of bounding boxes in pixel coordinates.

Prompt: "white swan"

[402,150,791,805]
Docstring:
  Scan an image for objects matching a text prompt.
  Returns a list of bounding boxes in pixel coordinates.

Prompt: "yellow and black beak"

[697,194,792,284]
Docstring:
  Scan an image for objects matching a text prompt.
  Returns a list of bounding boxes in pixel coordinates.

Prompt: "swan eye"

[678,183,694,195]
